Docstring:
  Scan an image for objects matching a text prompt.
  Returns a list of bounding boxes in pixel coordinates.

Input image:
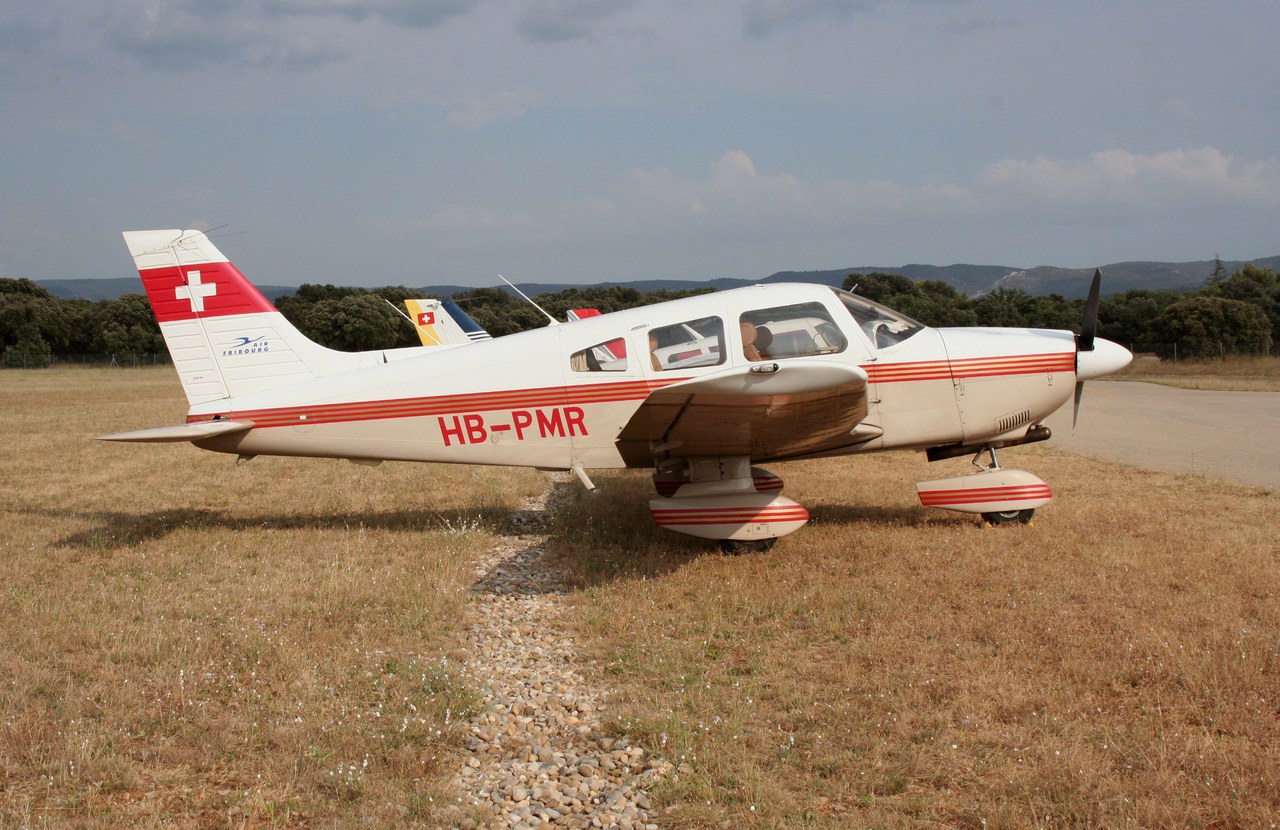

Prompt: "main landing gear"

[649,458,806,551]
[718,537,779,554]
[916,444,1053,526]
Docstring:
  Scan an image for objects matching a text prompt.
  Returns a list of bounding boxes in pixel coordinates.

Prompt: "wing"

[97,419,254,443]
[617,360,876,465]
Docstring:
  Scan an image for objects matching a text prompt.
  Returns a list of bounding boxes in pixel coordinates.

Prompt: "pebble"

[446,480,671,828]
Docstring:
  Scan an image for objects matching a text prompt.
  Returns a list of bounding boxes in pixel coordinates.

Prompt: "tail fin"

[125,229,356,406]
[404,298,493,347]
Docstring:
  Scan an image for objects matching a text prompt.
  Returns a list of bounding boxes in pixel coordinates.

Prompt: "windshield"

[832,288,924,348]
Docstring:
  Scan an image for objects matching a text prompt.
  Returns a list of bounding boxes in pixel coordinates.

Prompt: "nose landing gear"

[916,444,1052,526]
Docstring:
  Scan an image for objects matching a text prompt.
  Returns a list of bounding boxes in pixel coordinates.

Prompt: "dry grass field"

[3,367,1278,829]
[1115,354,1280,391]
[552,463,1280,824]
[551,457,1279,826]
[0,367,546,827]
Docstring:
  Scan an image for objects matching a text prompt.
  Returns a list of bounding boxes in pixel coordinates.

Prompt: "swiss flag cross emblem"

[176,270,218,313]
[417,311,436,326]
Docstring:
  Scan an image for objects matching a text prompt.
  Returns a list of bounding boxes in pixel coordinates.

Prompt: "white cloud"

[107,119,159,151]
[740,0,874,37]
[262,0,481,28]
[515,0,637,42]
[446,88,542,130]
[418,204,541,245]
[591,147,1280,258]
[97,0,482,70]
[981,147,1280,207]
[101,0,350,70]
[623,149,975,226]
[936,14,1018,35]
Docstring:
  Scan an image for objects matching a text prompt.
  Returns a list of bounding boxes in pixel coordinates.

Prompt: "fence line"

[1126,342,1274,361]
[1,353,173,369]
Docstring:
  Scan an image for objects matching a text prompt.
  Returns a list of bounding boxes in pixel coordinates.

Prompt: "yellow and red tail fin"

[403,298,492,347]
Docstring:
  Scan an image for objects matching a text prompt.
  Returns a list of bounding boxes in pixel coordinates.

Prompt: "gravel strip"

[446,480,670,829]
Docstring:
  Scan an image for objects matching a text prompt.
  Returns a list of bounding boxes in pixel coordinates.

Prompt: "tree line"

[2,264,1275,368]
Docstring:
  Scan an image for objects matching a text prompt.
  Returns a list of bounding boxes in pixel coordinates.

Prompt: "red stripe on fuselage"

[188,378,681,428]
[865,352,1074,384]
[184,352,1075,430]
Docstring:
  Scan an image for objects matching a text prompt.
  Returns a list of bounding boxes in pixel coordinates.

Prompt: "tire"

[981,509,1035,526]
[718,537,778,554]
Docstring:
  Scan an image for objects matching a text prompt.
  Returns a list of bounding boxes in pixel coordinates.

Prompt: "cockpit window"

[739,302,846,361]
[832,288,924,348]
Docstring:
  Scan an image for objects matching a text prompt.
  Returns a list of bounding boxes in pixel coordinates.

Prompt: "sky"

[2,0,1279,288]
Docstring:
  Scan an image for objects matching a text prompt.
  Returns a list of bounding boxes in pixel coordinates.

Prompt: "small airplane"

[101,229,1132,550]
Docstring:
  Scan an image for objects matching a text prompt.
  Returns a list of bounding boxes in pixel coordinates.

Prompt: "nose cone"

[1076,338,1132,380]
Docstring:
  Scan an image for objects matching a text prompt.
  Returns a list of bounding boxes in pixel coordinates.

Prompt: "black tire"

[718,537,778,554]
[981,509,1035,526]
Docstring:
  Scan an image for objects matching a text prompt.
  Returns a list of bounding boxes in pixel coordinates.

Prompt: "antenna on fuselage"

[498,274,560,327]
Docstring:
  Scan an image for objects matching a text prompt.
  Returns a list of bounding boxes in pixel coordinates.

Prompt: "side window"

[739,302,847,361]
[570,338,628,372]
[646,317,725,371]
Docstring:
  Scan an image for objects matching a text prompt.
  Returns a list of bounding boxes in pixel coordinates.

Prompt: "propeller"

[1072,268,1102,431]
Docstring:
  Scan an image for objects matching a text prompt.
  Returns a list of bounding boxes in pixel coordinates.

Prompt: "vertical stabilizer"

[403,298,492,346]
[125,229,356,406]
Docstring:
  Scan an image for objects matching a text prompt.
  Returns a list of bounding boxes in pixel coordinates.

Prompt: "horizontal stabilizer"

[97,419,254,443]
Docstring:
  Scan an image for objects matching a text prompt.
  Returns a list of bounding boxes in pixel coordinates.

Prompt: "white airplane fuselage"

[187,285,1100,469]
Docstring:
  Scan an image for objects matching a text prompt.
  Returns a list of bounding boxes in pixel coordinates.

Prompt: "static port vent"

[996,409,1031,433]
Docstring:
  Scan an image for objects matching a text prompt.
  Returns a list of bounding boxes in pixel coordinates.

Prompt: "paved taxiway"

[1042,381,1280,490]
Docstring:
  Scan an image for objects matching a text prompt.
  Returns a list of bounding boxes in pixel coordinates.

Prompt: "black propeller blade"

[1073,268,1102,431]
[1077,268,1100,353]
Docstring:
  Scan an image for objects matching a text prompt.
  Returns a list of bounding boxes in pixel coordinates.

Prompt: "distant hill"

[414,277,759,297]
[33,255,1280,303]
[989,256,1280,297]
[759,265,1014,296]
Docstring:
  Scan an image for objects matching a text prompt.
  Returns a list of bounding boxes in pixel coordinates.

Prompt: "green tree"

[276,283,353,326]
[1207,253,1227,286]
[299,294,402,351]
[1098,289,1184,350]
[1204,264,1279,344]
[1150,296,1272,358]
[92,294,164,354]
[451,288,547,337]
[0,278,78,365]
[841,271,918,303]
[840,272,980,327]
[278,284,422,348]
